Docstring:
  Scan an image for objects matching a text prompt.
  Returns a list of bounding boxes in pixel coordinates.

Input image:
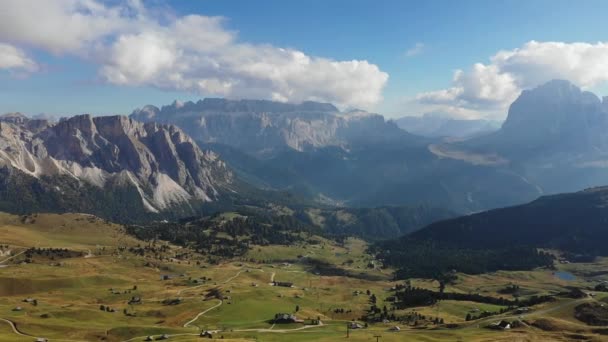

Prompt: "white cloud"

[0,0,142,54]
[0,43,38,72]
[0,0,388,109]
[405,43,425,57]
[417,41,608,118]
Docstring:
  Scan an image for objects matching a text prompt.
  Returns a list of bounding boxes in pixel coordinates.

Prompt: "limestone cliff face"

[0,114,232,212]
[131,99,415,156]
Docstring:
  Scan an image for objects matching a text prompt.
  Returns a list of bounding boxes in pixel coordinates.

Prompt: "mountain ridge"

[130,98,421,157]
[0,114,233,215]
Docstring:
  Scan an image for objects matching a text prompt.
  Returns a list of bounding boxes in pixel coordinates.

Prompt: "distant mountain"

[429,80,608,196]
[0,114,234,220]
[468,79,608,157]
[394,114,500,138]
[130,99,421,157]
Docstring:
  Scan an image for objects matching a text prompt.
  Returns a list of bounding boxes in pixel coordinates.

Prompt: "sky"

[1,0,608,120]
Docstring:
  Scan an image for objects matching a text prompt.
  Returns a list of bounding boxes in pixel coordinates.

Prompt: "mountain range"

[394,114,500,138]
[1,79,607,236]
[129,98,543,212]
[130,99,417,157]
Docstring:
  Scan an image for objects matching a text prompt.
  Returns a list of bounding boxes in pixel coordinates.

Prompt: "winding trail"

[222,269,245,284]
[465,297,593,327]
[0,318,34,338]
[0,318,88,342]
[0,250,26,264]
[178,268,247,296]
[235,320,325,333]
[181,268,250,329]
[183,300,223,328]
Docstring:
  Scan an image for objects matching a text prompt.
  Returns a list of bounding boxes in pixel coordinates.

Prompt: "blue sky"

[1,0,608,119]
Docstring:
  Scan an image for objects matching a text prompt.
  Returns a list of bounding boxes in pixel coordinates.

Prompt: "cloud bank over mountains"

[416,41,608,118]
[1,2,608,119]
[0,0,388,109]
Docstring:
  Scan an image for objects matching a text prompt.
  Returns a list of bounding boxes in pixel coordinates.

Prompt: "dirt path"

[180,268,249,329]
[468,297,592,327]
[235,320,325,333]
[0,317,88,342]
[0,318,34,338]
[183,300,223,328]
[222,269,245,283]
[0,250,26,264]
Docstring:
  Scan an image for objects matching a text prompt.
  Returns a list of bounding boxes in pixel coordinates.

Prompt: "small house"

[489,320,511,330]
[272,281,294,288]
[162,298,181,306]
[128,296,142,305]
[349,322,364,329]
[273,313,303,324]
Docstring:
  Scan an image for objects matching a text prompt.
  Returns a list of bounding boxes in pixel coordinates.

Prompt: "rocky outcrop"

[0,114,232,213]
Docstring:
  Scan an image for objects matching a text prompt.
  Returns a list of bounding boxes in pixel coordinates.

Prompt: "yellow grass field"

[1,213,608,341]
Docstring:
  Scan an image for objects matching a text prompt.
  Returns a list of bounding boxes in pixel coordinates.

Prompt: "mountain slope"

[375,186,608,278]
[0,114,233,219]
[408,186,608,253]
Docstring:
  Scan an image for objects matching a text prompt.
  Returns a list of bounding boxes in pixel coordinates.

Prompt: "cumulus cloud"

[405,43,425,57]
[0,0,388,109]
[0,43,38,72]
[417,41,608,117]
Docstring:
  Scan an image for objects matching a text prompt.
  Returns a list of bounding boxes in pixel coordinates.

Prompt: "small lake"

[555,271,576,281]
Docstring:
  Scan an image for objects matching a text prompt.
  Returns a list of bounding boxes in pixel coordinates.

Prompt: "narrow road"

[183,300,223,328]
[180,268,251,329]
[0,318,34,338]
[235,320,325,333]
[178,268,247,295]
[222,269,245,283]
[0,317,89,342]
[0,250,26,264]
[467,297,592,327]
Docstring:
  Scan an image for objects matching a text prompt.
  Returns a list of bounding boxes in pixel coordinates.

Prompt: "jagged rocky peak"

[0,112,29,124]
[130,98,415,156]
[132,98,340,119]
[0,114,232,213]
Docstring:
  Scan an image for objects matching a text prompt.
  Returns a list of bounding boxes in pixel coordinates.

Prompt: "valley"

[3,1,608,340]
[2,213,608,341]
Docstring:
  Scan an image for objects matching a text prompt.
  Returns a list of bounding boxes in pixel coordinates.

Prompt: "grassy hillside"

[2,212,608,341]
[375,186,608,279]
